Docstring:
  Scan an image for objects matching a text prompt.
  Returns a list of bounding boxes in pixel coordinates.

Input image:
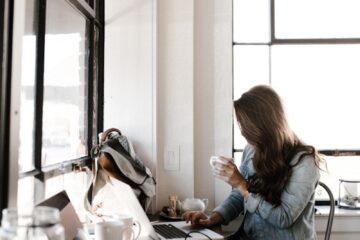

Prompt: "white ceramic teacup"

[95,221,134,240]
[112,215,141,240]
[209,156,231,169]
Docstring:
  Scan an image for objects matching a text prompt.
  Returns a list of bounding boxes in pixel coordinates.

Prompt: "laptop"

[37,191,85,240]
[98,176,224,240]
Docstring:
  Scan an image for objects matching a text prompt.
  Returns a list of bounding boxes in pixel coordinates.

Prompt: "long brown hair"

[234,85,321,206]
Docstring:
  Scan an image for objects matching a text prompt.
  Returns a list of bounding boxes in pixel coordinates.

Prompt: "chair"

[318,181,335,240]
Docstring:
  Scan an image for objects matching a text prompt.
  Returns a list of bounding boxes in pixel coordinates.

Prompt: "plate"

[159,211,183,221]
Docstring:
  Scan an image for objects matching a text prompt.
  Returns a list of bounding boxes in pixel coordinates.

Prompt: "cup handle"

[202,198,209,210]
[133,220,142,240]
[122,226,136,240]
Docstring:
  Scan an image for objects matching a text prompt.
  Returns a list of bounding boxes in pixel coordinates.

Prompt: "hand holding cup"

[209,156,247,192]
[209,156,233,170]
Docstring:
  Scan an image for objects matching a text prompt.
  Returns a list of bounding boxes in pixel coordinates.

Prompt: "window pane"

[271,44,360,149]
[275,0,360,39]
[42,0,89,165]
[233,45,269,149]
[233,0,270,43]
[234,152,243,169]
[316,156,360,201]
[19,0,37,172]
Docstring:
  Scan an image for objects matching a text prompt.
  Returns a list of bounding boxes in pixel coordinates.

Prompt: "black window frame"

[15,0,104,203]
[232,0,360,157]
[0,0,14,218]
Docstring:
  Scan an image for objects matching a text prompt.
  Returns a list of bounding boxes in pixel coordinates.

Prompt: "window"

[11,0,104,219]
[233,0,360,201]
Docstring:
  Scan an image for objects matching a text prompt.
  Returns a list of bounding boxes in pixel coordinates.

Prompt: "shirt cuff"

[244,193,261,213]
[213,205,232,225]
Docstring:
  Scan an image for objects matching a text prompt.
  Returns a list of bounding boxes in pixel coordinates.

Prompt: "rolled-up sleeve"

[244,155,320,229]
[213,145,255,224]
[213,189,244,224]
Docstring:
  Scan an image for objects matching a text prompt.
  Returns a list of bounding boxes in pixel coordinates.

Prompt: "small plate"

[159,211,183,221]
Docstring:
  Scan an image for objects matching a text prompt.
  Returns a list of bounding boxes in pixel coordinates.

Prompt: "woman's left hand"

[212,156,249,199]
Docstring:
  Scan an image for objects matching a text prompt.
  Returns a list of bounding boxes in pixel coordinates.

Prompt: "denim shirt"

[213,145,320,240]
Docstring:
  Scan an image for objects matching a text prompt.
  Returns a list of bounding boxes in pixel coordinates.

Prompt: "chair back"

[318,181,335,240]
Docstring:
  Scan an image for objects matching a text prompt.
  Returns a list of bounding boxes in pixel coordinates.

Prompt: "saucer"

[159,211,183,221]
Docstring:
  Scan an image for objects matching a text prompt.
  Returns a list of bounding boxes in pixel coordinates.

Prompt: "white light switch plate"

[164,145,180,171]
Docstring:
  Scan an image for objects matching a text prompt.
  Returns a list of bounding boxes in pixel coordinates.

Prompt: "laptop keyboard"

[153,224,191,239]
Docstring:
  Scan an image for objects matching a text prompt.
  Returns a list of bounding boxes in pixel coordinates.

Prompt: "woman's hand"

[212,156,249,199]
[182,211,224,227]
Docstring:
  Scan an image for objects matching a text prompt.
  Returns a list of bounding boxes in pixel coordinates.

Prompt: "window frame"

[232,0,360,156]
[0,0,14,216]
[16,0,104,203]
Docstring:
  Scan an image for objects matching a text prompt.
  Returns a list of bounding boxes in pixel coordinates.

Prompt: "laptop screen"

[37,191,83,240]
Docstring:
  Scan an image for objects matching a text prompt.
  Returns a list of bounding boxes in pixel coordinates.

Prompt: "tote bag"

[84,128,156,220]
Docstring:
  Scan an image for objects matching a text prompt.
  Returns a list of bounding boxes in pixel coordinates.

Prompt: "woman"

[183,85,322,239]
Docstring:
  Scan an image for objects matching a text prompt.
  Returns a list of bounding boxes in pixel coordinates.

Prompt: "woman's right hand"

[182,211,224,227]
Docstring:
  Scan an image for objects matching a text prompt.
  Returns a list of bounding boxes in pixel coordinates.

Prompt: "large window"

[13,0,104,218]
[233,0,360,201]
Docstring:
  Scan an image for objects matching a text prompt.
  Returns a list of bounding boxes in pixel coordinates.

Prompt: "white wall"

[156,0,195,209]
[105,0,233,211]
[104,0,156,178]
[194,0,233,208]
[194,0,215,207]
[315,209,360,240]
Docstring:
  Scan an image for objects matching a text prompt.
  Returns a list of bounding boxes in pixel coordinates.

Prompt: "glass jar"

[0,206,65,240]
[338,178,360,209]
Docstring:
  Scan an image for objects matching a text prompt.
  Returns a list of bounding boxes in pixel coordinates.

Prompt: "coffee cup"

[209,156,230,169]
[95,221,134,240]
[113,215,141,240]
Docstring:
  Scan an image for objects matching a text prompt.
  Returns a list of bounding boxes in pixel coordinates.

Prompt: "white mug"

[113,215,141,240]
[95,221,135,240]
[209,156,231,169]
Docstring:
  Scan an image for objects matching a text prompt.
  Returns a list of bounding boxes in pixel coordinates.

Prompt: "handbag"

[84,128,156,221]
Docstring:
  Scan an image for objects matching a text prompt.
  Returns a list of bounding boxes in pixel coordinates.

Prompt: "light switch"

[164,145,180,171]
